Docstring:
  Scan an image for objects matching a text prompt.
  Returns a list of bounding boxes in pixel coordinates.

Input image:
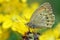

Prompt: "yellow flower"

[10,15,29,35]
[39,29,56,40]
[10,14,27,23]
[39,35,55,40]
[22,7,33,21]
[0,0,5,3]
[53,23,60,38]
[0,14,4,23]
[0,15,10,40]
[56,39,60,40]
[0,27,9,40]
[2,15,12,29]
[0,0,40,37]
[3,15,28,35]
[21,0,27,3]
[22,2,39,22]
[31,2,39,10]
[2,14,29,35]
[11,22,29,35]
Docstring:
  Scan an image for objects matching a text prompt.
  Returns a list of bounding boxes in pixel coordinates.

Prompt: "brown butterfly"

[27,2,55,28]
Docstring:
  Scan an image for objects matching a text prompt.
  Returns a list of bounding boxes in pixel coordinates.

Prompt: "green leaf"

[8,30,23,40]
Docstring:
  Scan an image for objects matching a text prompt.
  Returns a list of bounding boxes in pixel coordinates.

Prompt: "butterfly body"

[27,2,55,28]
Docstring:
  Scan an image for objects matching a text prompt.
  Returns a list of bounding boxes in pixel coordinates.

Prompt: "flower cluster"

[0,0,39,40]
[0,0,60,40]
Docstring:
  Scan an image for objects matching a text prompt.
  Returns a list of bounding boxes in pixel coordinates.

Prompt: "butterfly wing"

[27,2,55,28]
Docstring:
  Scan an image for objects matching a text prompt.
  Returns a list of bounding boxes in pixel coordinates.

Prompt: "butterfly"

[27,2,55,28]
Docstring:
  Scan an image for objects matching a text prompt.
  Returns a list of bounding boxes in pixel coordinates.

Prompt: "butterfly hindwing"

[28,2,55,28]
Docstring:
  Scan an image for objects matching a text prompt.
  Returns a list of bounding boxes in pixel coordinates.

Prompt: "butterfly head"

[27,22,37,28]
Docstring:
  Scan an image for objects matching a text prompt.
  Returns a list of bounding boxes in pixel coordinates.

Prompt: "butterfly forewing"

[27,2,55,28]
